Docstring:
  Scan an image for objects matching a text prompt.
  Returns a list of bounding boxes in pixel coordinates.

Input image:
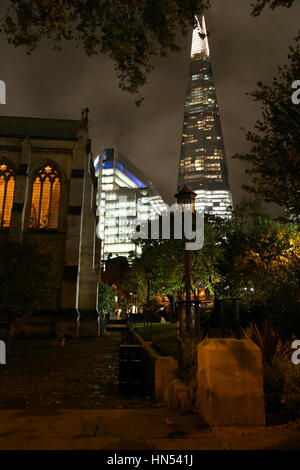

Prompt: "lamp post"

[145,268,153,341]
[175,185,196,336]
[133,291,137,314]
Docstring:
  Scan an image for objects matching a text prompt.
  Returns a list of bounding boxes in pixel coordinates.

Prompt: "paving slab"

[212,424,300,450]
[0,409,299,450]
[0,408,222,450]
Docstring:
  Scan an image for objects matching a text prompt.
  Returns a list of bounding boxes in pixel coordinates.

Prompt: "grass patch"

[131,322,236,361]
[132,323,179,360]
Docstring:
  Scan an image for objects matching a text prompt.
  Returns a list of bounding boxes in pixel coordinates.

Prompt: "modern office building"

[94,148,166,261]
[177,15,233,217]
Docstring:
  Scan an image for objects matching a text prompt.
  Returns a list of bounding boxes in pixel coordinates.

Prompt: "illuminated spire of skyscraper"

[191,15,210,58]
[177,15,233,217]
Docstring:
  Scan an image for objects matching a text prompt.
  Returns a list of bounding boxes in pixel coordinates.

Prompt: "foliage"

[242,320,300,414]
[129,237,184,303]
[251,0,296,16]
[218,217,300,337]
[263,341,300,414]
[0,240,51,320]
[0,0,296,97]
[217,217,300,305]
[232,198,266,226]
[263,358,285,416]
[242,320,281,363]
[282,362,300,414]
[129,214,229,302]
[118,296,130,315]
[144,298,165,322]
[130,211,299,337]
[234,33,300,220]
[0,0,209,97]
[97,282,115,314]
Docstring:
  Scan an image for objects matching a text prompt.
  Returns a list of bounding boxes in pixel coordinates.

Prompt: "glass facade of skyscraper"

[94,148,166,261]
[178,15,233,217]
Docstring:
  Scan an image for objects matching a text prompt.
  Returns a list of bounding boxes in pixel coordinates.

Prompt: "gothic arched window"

[30,164,61,230]
[0,162,15,229]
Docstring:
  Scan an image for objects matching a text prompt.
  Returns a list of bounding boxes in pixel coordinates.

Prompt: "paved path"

[0,332,151,409]
[0,333,299,450]
[0,409,299,450]
[0,333,224,450]
[0,408,221,450]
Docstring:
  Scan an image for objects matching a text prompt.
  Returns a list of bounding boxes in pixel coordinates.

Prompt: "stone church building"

[0,110,100,337]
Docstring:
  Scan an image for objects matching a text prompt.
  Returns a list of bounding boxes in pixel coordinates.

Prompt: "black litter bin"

[119,345,143,396]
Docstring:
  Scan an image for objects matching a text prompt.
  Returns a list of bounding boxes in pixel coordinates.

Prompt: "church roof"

[0,115,79,140]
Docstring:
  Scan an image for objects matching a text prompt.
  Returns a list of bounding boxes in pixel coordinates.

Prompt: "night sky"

[0,0,299,208]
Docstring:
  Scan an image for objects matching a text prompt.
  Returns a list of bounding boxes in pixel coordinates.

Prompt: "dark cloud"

[0,0,299,208]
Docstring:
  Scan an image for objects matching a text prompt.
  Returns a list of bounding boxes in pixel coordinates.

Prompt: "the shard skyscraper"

[177,15,233,217]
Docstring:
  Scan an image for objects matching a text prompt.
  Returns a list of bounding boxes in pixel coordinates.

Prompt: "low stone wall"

[130,328,266,426]
[0,314,56,339]
[0,310,100,339]
[129,328,192,410]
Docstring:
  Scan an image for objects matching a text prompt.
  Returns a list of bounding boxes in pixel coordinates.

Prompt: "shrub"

[282,363,300,415]
[242,320,280,364]
[98,282,115,314]
[263,356,286,395]
[241,320,300,414]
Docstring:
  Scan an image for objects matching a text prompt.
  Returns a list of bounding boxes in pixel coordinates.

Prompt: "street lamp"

[145,268,153,341]
[175,185,196,336]
[175,184,196,213]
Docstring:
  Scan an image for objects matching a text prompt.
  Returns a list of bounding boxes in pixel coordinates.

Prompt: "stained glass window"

[0,163,15,228]
[30,164,61,229]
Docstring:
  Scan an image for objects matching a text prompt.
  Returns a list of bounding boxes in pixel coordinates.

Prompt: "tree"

[0,0,209,98]
[232,198,266,226]
[251,0,296,16]
[0,240,52,352]
[97,282,115,334]
[129,211,300,336]
[97,282,115,314]
[0,0,296,97]
[129,214,230,303]
[216,217,300,336]
[234,33,300,221]
[129,238,184,303]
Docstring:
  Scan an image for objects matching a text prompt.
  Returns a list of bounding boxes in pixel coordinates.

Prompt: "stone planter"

[196,338,266,426]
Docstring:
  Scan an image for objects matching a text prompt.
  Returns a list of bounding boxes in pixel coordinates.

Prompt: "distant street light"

[175,185,196,336]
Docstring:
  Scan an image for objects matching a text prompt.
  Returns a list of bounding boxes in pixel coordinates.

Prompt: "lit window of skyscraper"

[178,15,233,217]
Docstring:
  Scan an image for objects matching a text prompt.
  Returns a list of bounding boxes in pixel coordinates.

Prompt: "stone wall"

[130,328,185,407]
[0,115,100,339]
[130,328,266,426]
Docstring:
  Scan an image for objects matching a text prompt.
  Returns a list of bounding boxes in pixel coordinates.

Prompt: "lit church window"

[30,164,61,229]
[0,163,15,228]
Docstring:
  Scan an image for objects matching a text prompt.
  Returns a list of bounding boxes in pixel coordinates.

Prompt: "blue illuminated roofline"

[102,161,147,188]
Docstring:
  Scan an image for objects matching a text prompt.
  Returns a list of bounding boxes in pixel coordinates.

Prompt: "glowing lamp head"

[175,185,196,213]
